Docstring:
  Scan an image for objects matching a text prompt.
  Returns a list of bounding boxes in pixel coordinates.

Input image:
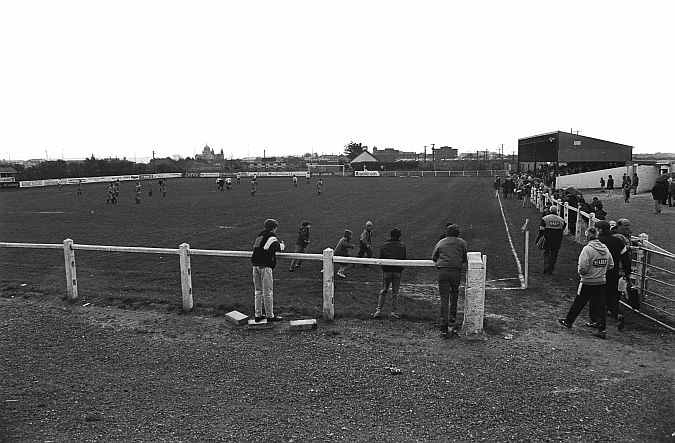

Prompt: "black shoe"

[449,317,456,324]
[595,330,607,339]
[617,314,625,332]
[267,315,284,322]
[254,316,264,323]
[585,321,599,328]
[558,319,572,329]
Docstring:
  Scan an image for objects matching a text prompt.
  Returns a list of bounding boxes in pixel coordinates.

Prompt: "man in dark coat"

[595,221,631,331]
[373,228,407,319]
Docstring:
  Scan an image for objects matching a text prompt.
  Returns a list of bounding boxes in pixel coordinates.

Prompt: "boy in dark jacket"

[373,228,407,319]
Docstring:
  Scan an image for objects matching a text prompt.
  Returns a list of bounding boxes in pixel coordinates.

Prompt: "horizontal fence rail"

[0,240,486,332]
[530,189,675,332]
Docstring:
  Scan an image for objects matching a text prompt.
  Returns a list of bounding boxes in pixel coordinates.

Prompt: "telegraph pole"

[152,150,156,173]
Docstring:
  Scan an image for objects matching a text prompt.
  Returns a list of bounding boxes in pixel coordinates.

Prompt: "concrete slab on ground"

[225,310,248,326]
[289,319,318,331]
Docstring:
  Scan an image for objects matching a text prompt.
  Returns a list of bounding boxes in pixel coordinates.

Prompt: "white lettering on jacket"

[264,236,278,251]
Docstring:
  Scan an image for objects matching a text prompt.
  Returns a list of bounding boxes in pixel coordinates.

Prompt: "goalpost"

[307,164,345,177]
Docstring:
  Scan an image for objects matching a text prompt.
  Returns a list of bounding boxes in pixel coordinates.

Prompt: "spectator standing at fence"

[493,176,501,197]
[536,206,566,275]
[668,178,675,207]
[564,191,579,235]
[590,197,602,213]
[632,173,639,195]
[334,230,355,278]
[613,218,636,258]
[606,175,614,197]
[251,218,285,322]
[559,227,614,339]
[577,197,592,234]
[289,221,311,272]
[622,179,631,203]
[593,203,607,221]
[358,221,374,260]
[600,177,605,192]
[439,221,455,240]
[595,221,629,332]
[432,224,467,336]
[373,228,407,319]
[651,179,668,213]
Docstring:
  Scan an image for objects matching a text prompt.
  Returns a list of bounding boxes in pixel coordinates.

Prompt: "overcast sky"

[1,1,673,162]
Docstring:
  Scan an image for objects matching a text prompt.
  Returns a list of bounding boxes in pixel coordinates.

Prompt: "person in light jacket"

[558,227,614,339]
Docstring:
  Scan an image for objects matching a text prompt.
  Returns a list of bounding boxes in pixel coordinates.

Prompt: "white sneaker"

[337,271,346,278]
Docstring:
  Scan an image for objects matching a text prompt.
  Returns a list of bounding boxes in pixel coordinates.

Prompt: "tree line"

[10,156,195,181]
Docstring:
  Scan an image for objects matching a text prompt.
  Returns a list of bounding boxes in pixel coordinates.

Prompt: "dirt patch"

[1,286,673,442]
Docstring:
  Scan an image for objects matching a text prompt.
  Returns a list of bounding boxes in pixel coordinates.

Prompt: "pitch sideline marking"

[497,194,526,288]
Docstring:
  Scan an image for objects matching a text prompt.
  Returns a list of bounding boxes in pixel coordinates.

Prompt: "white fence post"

[322,248,335,321]
[179,243,193,310]
[563,202,570,235]
[574,209,583,243]
[462,252,486,335]
[637,233,649,296]
[521,220,529,289]
[63,238,78,300]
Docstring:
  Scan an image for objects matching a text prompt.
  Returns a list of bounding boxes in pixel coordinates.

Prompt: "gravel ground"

[1,285,673,443]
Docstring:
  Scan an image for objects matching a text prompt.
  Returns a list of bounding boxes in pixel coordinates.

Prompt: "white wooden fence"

[0,240,488,333]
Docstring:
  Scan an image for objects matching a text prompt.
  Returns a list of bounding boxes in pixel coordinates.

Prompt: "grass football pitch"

[0,176,524,320]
